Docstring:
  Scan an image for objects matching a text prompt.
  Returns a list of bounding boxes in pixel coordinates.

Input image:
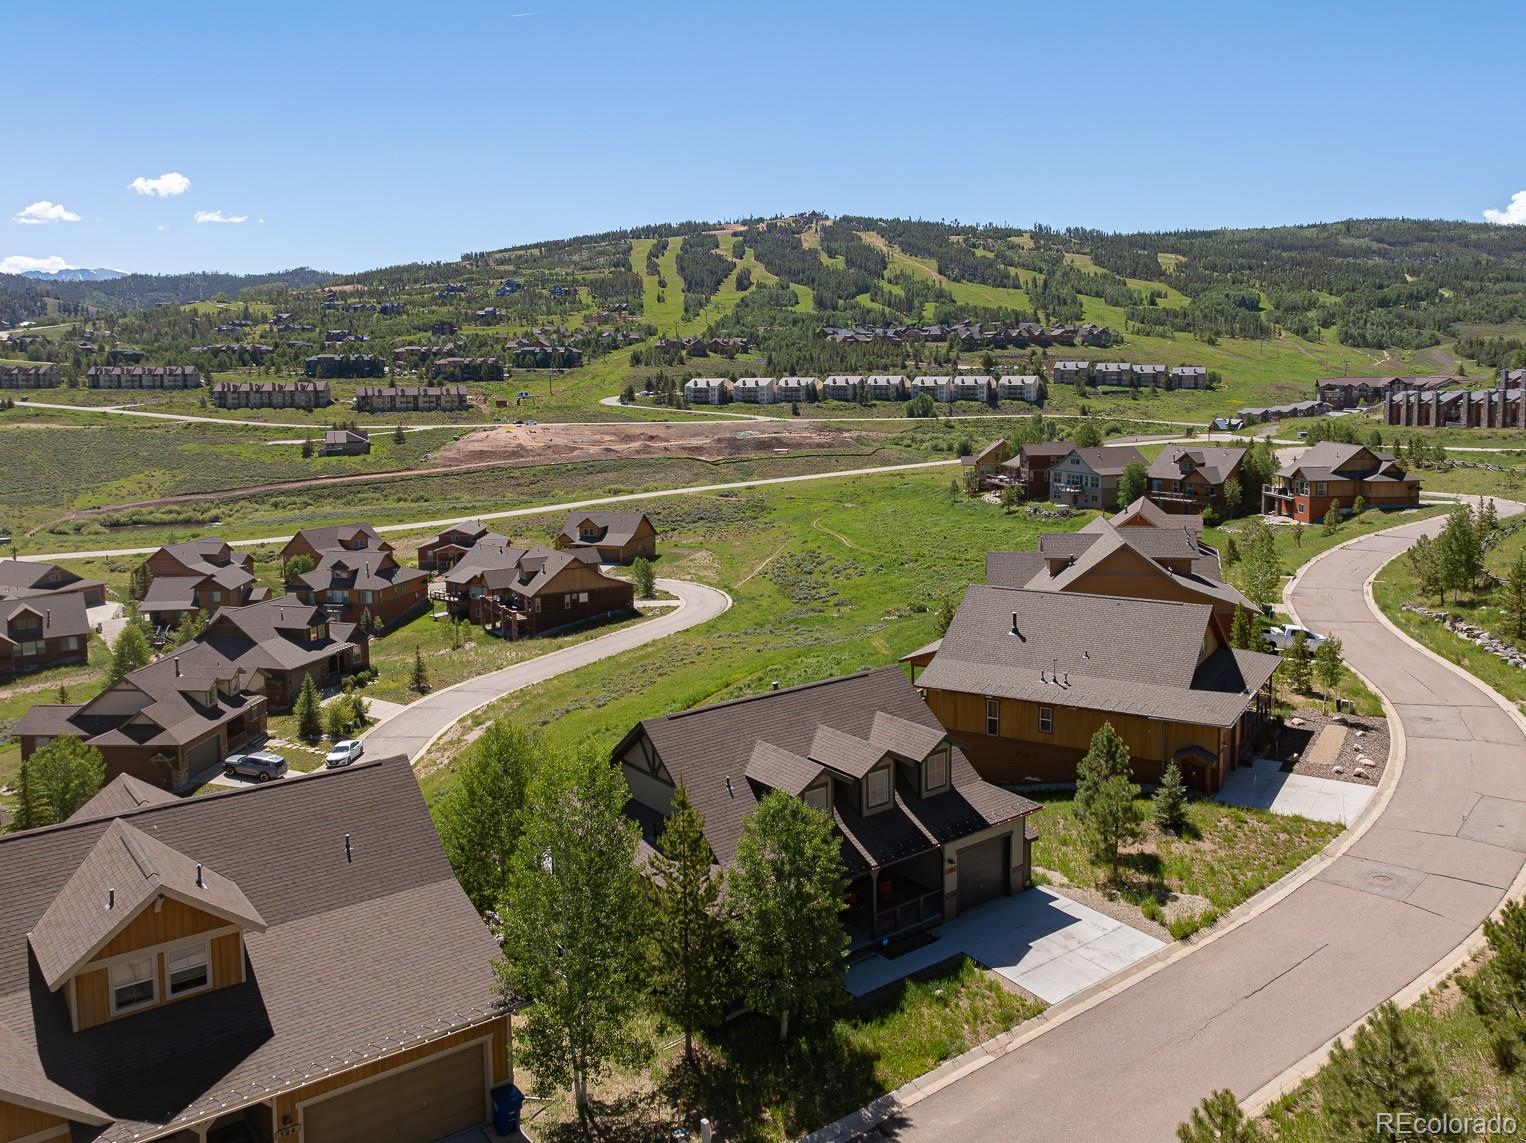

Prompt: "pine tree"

[1117,461,1148,509]
[1221,477,1243,518]
[1230,605,1253,651]
[1075,723,1142,877]
[1503,551,1526,643]
[294,673,322,740]
[12,759,48,832]
[301,436,313,458]
[393,423,405,444]
[1175,1090,1256,1143]
[650,786,727,1065]
[410,645,430,693]
[1439,505,1483,596]
[1350,495,1365,517]
[1462,898,1526,1070]
[1322,501,1341,535]
[1408,534,1446,604]
[1153,761,1189,834]
[1283,630,1314,694]
[1318,1002,1448,1142]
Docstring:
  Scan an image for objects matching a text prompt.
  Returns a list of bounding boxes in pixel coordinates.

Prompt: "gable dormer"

[28,820,266,1032]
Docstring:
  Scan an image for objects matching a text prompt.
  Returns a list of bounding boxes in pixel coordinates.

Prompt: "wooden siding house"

[440,544,634,639]
[0,594,90,681]
[961,440,1013,487]
[907,587,1277,793]
[1000,441,1076,499]
[0,560,107,609]
[290,550,429,629]
[418,519,511,572]
[1263,442,1421,522]
[0,757,512,1143]
[1144,446,1247,515]
[614,668,1041,951]
[139,539,267,630]
[554,512,658,564]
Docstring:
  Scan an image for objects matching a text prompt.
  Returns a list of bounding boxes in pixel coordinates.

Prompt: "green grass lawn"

[523,956,1042,1143]
[414,470,1097,788]
[1030,792,1342,938]
[18,441,942,554]
[1372,523,1526,705]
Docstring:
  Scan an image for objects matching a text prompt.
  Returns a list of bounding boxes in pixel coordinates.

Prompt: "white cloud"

[128,172,191,197]
[12,200,81,225]
[194,210,247,224]
[1484,190,1526,226]
[0,254,74,274]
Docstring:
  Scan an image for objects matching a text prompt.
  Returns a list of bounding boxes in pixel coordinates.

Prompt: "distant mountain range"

[18,267,128,282]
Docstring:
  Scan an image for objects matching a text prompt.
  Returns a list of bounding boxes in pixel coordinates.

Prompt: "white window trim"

[1039,706,1054,734]
[925,747,950,794]
[108,954,158,1016]
[165,937,213,999]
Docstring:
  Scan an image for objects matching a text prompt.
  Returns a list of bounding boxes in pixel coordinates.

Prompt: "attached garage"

[956,834,1009,914]
[184,733,223,776]
[301,1039,489,1143]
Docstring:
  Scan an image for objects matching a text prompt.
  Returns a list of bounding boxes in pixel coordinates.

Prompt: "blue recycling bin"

[491,1083,524,1135]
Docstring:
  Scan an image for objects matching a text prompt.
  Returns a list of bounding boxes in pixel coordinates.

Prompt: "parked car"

[224,750,288,782]
[325,739,364,768]
[1263,623,1326,653]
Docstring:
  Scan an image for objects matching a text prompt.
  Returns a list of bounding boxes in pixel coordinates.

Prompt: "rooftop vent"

[195,863,203,888]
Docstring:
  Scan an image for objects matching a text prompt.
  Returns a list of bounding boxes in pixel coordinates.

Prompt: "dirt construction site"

[431,419,864,466]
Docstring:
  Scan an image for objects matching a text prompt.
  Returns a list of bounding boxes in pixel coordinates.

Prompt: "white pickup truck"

[1262,623,1325,653]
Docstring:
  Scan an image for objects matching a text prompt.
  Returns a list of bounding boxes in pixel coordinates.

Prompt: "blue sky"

[5,0,1524,275]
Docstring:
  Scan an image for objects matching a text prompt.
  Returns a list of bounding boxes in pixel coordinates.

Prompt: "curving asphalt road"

[358,578,730,761]
[886,506,1526,1142]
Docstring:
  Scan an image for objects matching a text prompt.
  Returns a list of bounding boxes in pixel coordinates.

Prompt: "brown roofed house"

[0,559,107,608]
[555,512,657,564]
[418,519,511,572]
[441,543,634,639]
[1045,444,1148,510]
[1144,445,1248,516]
[279,523,388,569]
[613,667,1041,949]
[909,586,1277,793]
[1000,441,1076,500]
[139,539,268,630]
[1264,441,1421,523]
[0,756,512,1143]
[290,549,429,629]
[986,506,1248,640]
[17,645,268,790]
[0,593,90,680]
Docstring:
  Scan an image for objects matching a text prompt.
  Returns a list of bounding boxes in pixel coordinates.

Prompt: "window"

[1038,707,1054,734]
[985,698,1000,737]
[207,590,221,603]
[563,594,573,609]
[1315,482,1329,497]
[803,782,829,812]
[926,747,949,792]
[358,590,374,604]
[110,956,157,1013]
[16,640,45,657]
[166,943,210,996]
[866,767,891,808]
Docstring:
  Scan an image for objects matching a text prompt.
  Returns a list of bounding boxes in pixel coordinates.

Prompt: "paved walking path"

[883,505,1526,1142]
[359,579,731,761]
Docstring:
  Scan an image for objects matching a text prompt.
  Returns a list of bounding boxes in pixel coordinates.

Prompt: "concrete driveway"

[1216,759,1376,825]
[360,578,730,760]
[887,504,1526,1142]
[846,889,1165,1004]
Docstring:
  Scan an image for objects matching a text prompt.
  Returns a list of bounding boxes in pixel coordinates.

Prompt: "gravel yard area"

[1271,707,1390,786]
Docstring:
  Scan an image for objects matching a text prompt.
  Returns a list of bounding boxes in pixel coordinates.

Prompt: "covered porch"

[845,849,945,952]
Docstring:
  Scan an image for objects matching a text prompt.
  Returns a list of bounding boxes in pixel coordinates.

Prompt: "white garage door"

[302,1040,488,1143]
